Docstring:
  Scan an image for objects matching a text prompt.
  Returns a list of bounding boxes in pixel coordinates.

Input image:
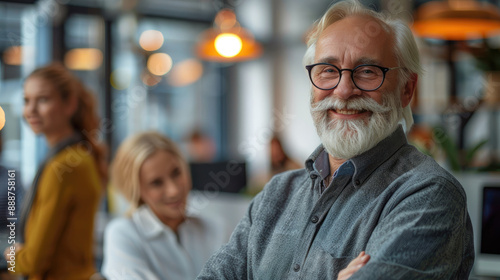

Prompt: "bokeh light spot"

[147,53,173,76]
[0,106,5,131]
[139,30,164,52]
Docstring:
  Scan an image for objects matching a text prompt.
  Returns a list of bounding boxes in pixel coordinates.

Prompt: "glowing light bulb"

[214,33,242,58]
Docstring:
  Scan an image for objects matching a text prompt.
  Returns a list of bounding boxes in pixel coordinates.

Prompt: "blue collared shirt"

[313,151,351,194]
[198,126,475,280]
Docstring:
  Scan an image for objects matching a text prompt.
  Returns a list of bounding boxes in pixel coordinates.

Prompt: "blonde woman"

[102,131,226,280]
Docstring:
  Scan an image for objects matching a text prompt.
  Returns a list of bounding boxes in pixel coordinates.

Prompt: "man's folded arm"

[349,177,474,280]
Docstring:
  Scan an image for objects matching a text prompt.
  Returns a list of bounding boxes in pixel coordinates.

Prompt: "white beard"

[310,90,403,160]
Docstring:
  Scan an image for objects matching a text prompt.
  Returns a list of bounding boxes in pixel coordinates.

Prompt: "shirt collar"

[305,145,325,174]
[312,150,331,181]
[132,205,202,240]
[132,205,169,239]
[306,125,407,188]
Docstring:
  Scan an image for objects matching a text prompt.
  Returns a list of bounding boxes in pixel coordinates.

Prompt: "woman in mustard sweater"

[3,63,106,279]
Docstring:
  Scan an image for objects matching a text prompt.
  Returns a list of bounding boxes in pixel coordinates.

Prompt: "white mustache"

[310,96,391,114]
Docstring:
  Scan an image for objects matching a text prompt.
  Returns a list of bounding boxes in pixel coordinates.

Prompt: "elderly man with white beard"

[197,0,475,279]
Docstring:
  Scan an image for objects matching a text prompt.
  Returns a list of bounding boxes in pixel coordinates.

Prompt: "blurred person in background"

[270,135,302,176]
[186,129,217,163]
[102,131,226,280]
[197,0,474,279]
[3,63,107,279]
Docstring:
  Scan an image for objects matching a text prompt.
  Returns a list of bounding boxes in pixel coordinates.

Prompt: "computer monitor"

[189,161,247,194]
[459,174,500,277]
[480,186,500,250]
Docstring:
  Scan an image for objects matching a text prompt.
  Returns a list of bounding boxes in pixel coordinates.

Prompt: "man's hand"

[337,251,370,280]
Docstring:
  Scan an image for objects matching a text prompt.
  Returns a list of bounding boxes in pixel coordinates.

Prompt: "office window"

[110,16,225,158]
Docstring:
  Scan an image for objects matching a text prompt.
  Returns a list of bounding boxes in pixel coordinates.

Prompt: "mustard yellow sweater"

[15,144,102,280]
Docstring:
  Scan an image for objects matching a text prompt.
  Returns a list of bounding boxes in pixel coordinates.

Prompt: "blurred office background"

[1,0,500,188]
[1,0,500,277]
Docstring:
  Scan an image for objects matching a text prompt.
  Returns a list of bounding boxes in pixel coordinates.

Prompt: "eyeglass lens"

[310,64,385,91]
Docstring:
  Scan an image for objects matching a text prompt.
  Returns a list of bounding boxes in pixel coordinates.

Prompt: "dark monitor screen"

[481,186,500,255]
[189,161,247,194]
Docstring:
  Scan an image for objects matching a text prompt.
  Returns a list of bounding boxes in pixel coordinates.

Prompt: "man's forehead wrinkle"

[316,56,339,64]
[314,53,381,67]
[356,57,381,65]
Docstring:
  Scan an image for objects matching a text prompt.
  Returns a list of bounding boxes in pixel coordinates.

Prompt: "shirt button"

[293,264,300,272]
[355,179,361,186]
[310,174,318,179]
[311,215,319,223]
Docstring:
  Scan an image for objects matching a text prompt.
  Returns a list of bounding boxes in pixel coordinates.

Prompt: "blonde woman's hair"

[303,0,423,131]
[110,131,188,214]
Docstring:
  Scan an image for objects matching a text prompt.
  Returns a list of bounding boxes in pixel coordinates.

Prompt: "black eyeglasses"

[305,63,400,91]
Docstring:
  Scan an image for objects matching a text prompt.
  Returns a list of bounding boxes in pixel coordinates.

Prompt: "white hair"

[310,86,403,159]
[303,0,422,132]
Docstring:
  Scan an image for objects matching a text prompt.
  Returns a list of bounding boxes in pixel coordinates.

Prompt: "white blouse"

[101,205,227,280]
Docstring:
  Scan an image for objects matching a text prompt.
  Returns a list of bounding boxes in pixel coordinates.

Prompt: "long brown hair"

[28,63,108,183]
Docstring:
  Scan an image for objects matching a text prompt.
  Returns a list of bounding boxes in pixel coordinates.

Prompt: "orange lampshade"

[196,9,262,62]
[413,0,500,40]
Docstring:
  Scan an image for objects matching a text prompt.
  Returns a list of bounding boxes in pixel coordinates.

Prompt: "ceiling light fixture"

[413,0,500,40]
[196,9,262,62]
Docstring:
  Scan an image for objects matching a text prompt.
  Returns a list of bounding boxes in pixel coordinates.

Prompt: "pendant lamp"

[413,0,500,40]
[196,9,262,62]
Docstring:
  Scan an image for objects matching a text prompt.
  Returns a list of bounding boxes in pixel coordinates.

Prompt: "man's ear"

[401,73,418,108]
